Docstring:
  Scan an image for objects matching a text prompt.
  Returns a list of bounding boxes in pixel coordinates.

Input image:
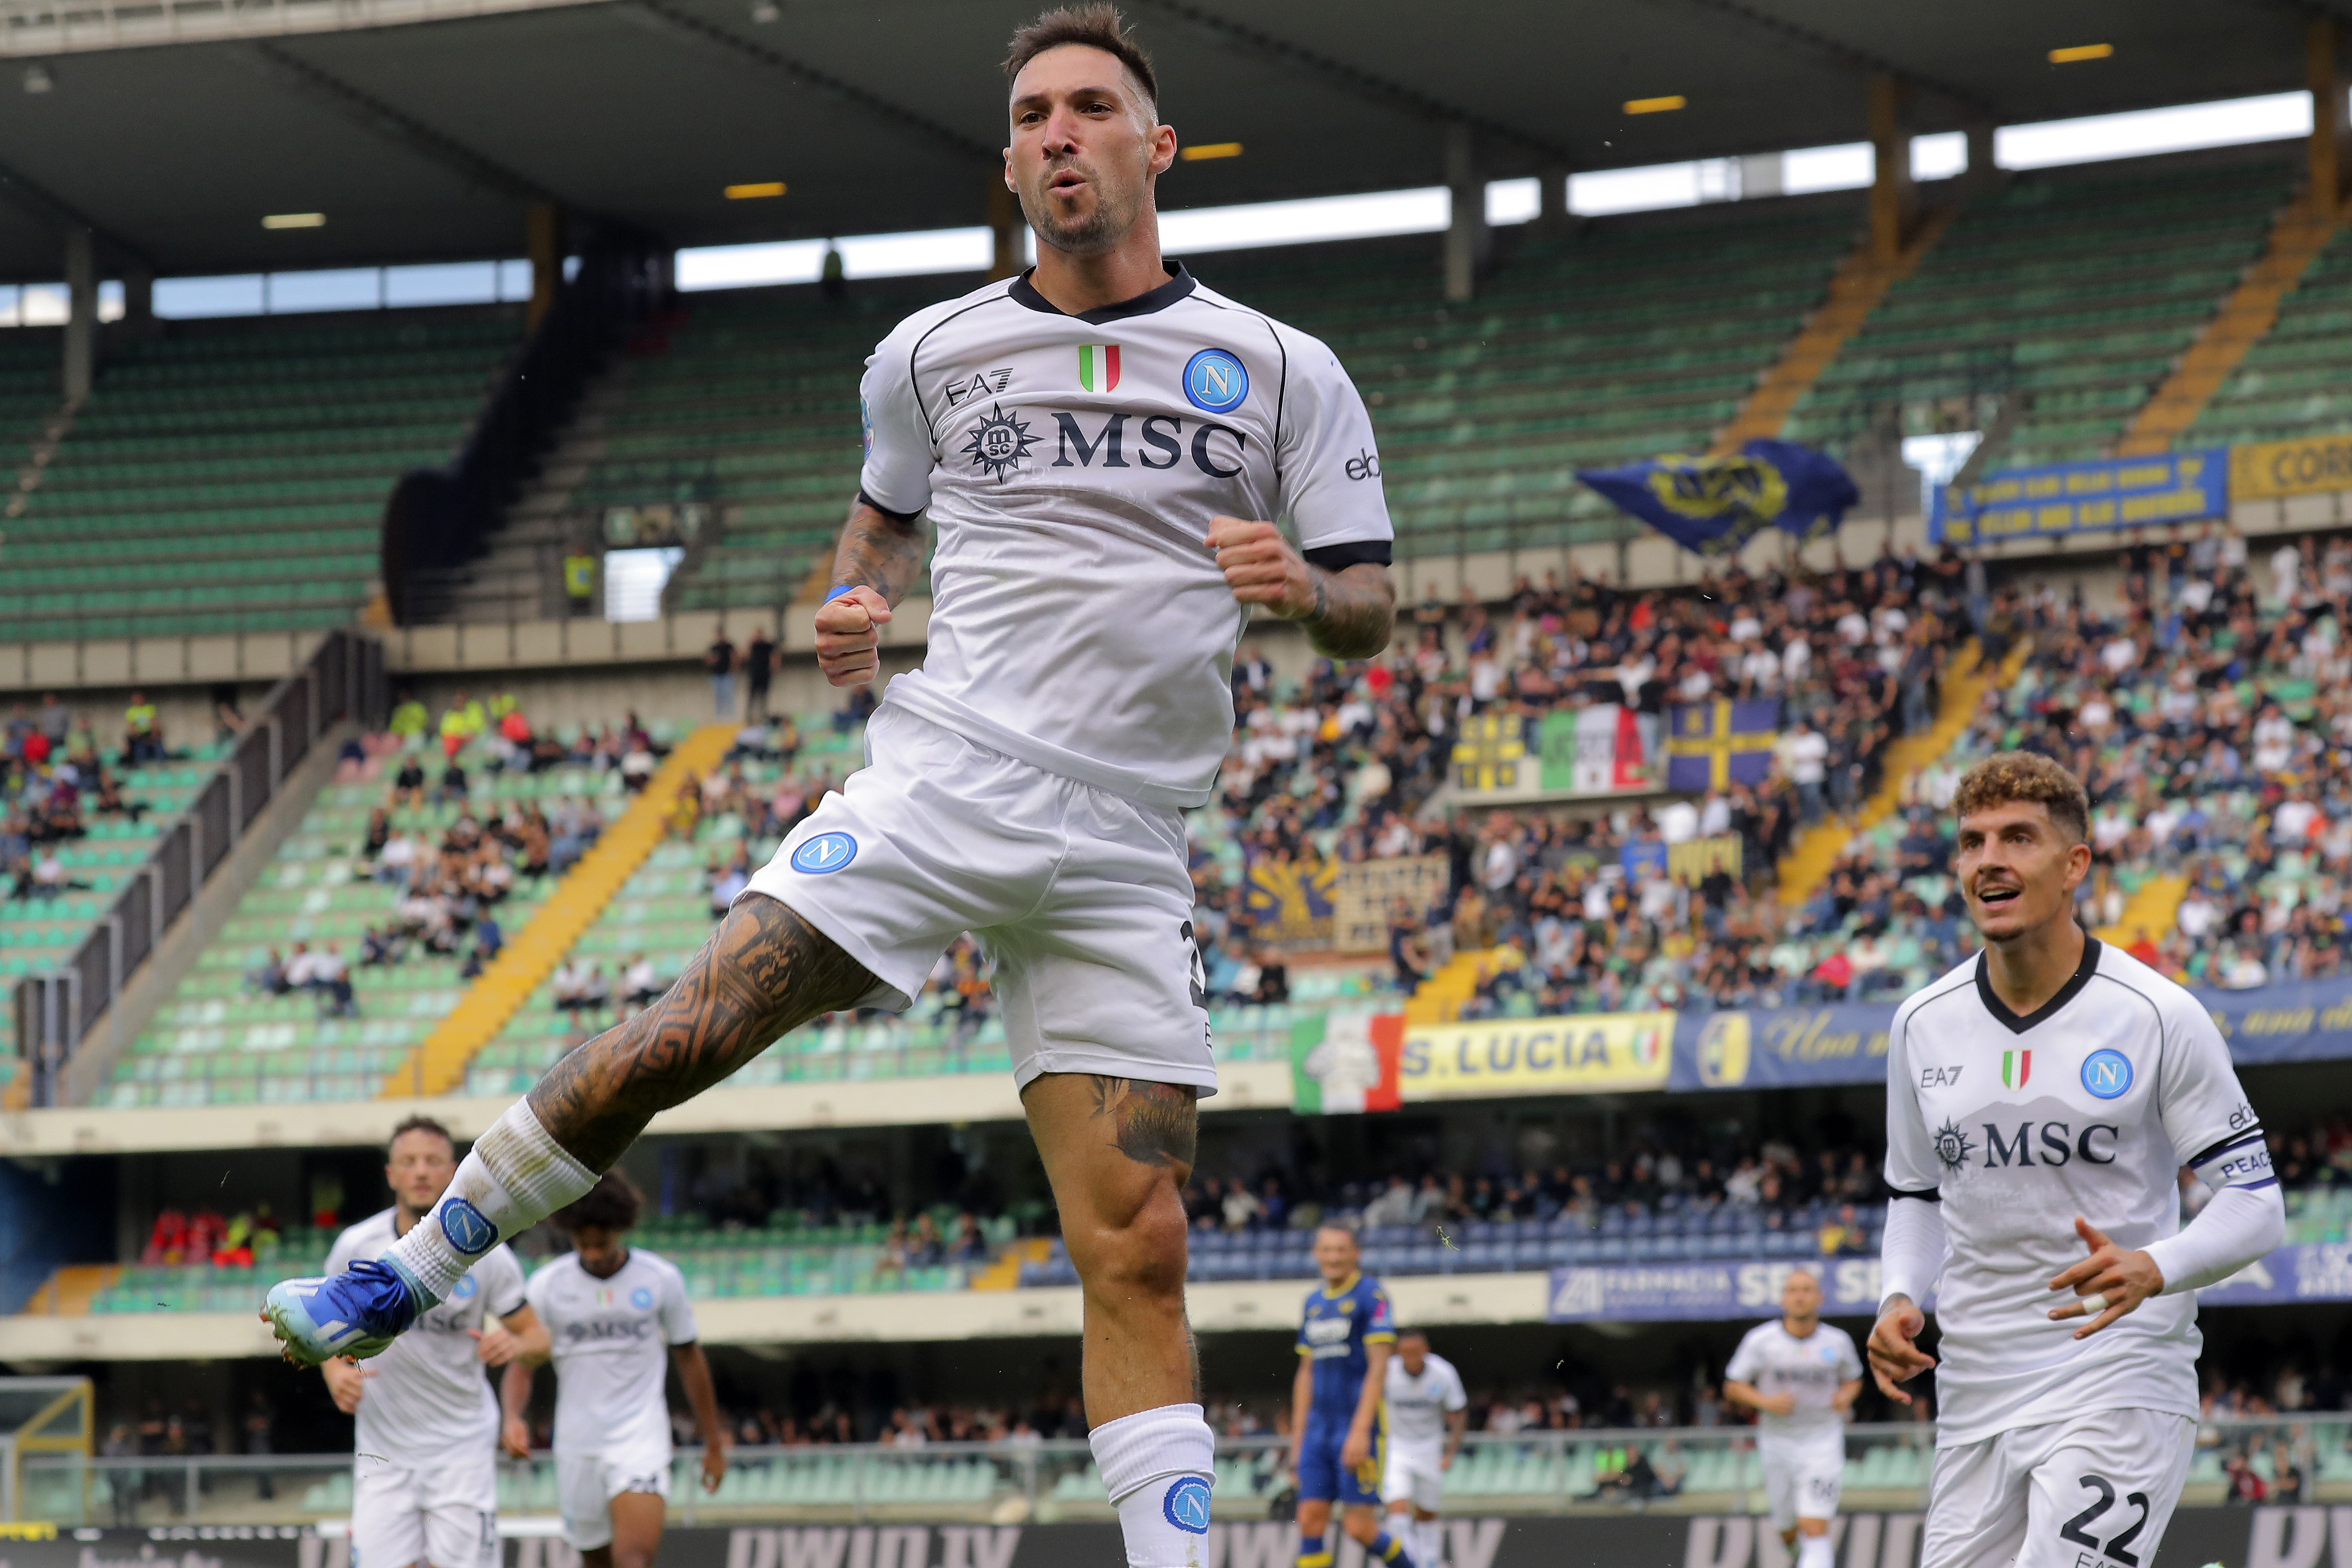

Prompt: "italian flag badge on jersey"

[1077,343,1121,392]
[2001,1049,2031,1089]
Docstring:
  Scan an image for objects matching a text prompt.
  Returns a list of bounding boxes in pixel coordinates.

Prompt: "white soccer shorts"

[1380,1444,1445,1512]
[556,1445,673,1551]
[743,703,1218,1094]
[1760,1433,1845,1531]
[350,1458,497,1568]
[1921,1407,2194,1568]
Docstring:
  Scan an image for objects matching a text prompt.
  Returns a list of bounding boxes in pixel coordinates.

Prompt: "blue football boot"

[261,1256,431,1365]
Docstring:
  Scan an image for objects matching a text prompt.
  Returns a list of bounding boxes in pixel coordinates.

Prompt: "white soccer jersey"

[1725,1319,1862,1440]
[858,265,1393,811]
[526,1248,698,1456]
[1883,939,2268,1448]
[1383,1352,1467,1451]
[325,1209,526,1468]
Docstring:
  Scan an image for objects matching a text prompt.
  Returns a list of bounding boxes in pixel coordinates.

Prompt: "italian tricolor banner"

[1291,1010,1403,1113]
[2001,1049,2031,1089]
[1077,343,1121,392]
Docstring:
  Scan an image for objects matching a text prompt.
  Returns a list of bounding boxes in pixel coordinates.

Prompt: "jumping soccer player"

[324,1117,546,1568]
[1292,1224,1416,1568]
[262,15,1393,1567]
[1723,1269,1862,1568]
[1869,752,2283,1568]
[1380,1330,1466,1568]
[498,1174,726,1568]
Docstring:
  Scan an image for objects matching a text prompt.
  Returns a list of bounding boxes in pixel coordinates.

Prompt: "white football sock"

[1418,1520,1445,1568]
[1795,1531,1834,1568]
[388,1101,596,1304]
[1090,1403,1215,1568]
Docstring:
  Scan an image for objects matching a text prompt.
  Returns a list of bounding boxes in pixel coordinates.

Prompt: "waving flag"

[1577,439,1859,556]
[1666,698,1782,791]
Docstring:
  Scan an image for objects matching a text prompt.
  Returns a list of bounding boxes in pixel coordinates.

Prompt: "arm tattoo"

[528,894,874,1169]
[1087,1075,1200,1173]
[833,498,929,605]
[1295,561,1395,661]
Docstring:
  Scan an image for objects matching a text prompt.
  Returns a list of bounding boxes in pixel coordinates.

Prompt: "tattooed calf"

[1088,1075,1200,1172]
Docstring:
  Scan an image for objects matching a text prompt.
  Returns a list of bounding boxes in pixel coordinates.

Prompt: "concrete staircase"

[1403,945,1519,1026]
[428,377,622,625]
[1773,639,2022,908]
[2118,190,2339,455]
[379,722,739,1097]
[2096,874,2191,950]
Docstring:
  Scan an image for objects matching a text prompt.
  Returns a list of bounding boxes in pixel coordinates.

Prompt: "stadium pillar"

[1443,123,1487,301]
[1538,163,1570,230]
[526,201,562,332]
[62,227,94,402]
[1867,72,1915,264]
[2310,17,2348,216]
[121,266,153,324]
[988,176,1024,281]
[1963,121,1998,192]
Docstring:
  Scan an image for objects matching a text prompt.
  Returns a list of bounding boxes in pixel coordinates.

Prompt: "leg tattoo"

[1087,1075,1199,1173]
[528,894,872,1168]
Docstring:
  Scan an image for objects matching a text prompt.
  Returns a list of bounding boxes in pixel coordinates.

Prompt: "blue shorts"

[1297,1407,1385,1506]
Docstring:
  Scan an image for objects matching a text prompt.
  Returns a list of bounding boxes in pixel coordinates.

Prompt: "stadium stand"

[102,722,604,1106]
[1,311,520,643]
[2186,225,2352,447]
[590,205,1859,617]
[1786,158,2298,471]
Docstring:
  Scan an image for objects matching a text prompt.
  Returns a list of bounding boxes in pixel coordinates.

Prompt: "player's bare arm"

[320,1356,372,1415]
[672,1342,730,1492]
[1831,1376,1863,1416]
[1288,1354,1314,1485]
[1342,1340,1391,1470]
[497,1359,534,1460]
[527,894,872,1169]
[1867,1293,1936,1403]
[1443,1404,1466,1468]
[469,1303,548,1366]
[815,499,929,688]
[2046,1215,2165,1338]
[1209,516,1393,661]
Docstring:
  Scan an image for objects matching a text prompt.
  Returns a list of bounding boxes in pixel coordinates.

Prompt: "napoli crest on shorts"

[1183,349,1249,414]
[451,1275,478,1300]
[631,1287,655,1309]
[791,832,858,875]
[1162,1476,1212,1534]
[2081,1048,2134,1099]
[439,1198,497,1255]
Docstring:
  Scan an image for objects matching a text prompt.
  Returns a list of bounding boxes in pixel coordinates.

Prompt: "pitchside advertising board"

[0,1513,2315,1568]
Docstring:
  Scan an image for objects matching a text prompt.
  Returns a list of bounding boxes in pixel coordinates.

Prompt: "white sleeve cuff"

[2144,1181,2284,1295]
[1879,1193,1947,1308]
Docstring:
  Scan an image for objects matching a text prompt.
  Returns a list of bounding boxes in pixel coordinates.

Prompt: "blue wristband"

[824,584,857,603]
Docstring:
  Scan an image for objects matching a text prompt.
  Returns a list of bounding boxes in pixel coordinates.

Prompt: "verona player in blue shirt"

[1290,1224,1416,1568]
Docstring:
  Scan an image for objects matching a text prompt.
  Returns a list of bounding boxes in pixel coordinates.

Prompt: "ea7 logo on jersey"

[961,404,1038,481]
[943,368,1013,407]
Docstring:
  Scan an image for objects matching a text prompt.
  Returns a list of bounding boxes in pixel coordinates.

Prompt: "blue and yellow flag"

[1666,698,1782,791]
[1576,439,1859,556]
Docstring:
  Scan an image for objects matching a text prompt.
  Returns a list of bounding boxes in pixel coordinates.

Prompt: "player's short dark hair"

[1315,1218,1360,1243]
[1397,1327,1428,1342]
[1004,5,1157,110]
[1952,751,2090,846]
[387,1115,455,1159]
[553,1170,642,1235]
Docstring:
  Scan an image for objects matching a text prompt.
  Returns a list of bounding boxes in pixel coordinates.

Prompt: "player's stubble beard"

[1023,152,1147,257]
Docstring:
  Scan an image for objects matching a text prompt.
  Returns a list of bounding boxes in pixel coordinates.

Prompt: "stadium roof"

[0,0,2332,281]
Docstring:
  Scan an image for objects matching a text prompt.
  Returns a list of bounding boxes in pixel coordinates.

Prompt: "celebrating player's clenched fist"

[815,584,892,688]
[1210,516,1318,620]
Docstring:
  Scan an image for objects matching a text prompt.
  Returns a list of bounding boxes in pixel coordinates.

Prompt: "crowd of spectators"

[1,692,178,902]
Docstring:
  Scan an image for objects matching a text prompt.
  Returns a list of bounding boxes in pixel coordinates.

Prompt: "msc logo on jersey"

[1162,1476,1212,1534]
[1932,1119,1975,1172]
[631,1287,655,1309]
[961,404,1038,482]
[1184,349,1249,414]
[440,1198,497,1255]
[2081,1048,2134,1099]
[1938,1119,2122,1170]
[791,832,858,875]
